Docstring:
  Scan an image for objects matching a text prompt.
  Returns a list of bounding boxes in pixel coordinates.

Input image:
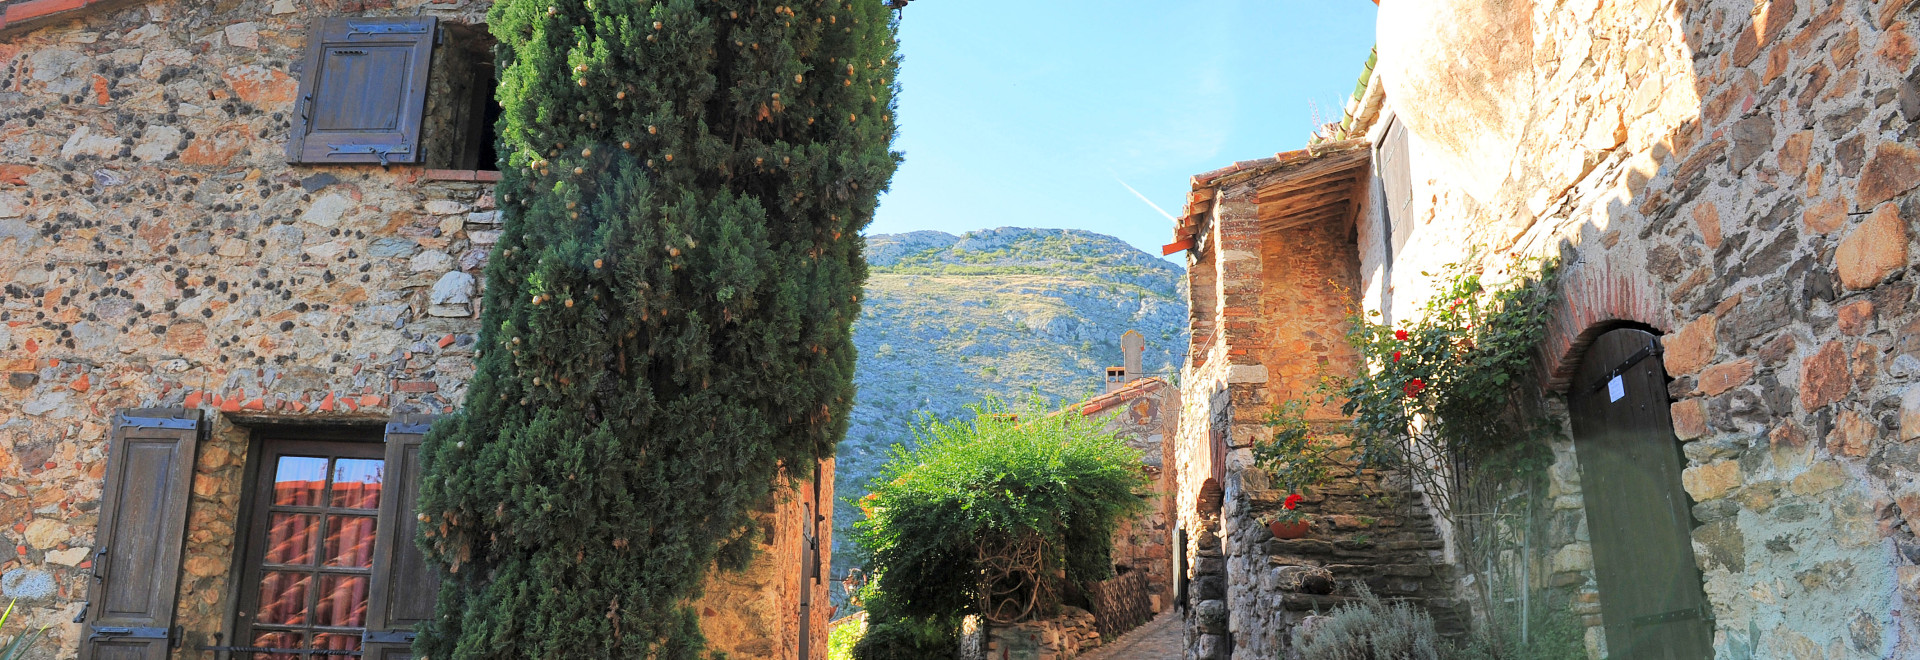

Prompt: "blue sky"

[869,0,1380,260]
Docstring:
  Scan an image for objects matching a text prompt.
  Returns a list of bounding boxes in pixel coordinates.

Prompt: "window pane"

[324,515,378,568]
[250,630,304,660]
[314,632,362,653]
[257,571,311,625]
[264,513,319,565]
[274,456,329,506]
[314,574,370,627]
[330,458,384,509]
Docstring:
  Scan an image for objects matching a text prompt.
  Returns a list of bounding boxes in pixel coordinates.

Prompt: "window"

[287,17,501,170]
[233,420,439,660]
[237,441,386,658]
[420,23,501,172]
[286,17,437,166]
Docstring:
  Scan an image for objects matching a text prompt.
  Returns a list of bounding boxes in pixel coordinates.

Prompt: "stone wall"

[1077,377,1180,612]
[984,606,1102,660]
[0,0,827,657]
[1370,0,1920,655]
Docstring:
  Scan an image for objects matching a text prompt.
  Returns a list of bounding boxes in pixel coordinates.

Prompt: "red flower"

[1394,329,1409,341]
[1392,351,1402,362]
[1283,493,1303,510]
[1403,378,1426,398]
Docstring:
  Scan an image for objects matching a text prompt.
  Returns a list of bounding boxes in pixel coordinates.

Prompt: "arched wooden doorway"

[1567,327,1712,659]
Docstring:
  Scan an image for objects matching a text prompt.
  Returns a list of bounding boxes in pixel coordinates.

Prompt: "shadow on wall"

[1380,0,1917,655]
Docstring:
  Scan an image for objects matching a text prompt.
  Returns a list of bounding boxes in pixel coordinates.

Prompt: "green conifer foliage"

[413,0,899,655]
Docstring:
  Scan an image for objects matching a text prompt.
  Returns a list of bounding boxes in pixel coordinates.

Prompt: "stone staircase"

[1255,475,1471,638]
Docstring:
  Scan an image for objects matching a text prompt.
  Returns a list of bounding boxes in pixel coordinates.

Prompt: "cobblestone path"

[1080,610,1182,660]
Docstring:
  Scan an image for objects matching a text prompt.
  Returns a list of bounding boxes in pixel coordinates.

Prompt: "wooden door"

[1568,328,1713,659]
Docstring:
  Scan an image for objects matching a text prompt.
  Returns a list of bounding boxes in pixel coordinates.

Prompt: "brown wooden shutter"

[78,409,203,660]
[287,17,437,166]
[363,415,442,660]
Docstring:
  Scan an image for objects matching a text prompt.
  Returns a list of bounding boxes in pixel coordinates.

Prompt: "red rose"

[1283,493,1303,510]
[1392,351,1402,362]
[1403,378,1426,398]
[1394,329,1409,341]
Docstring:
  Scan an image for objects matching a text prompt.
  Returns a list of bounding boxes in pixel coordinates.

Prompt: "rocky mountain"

[831,227,1189,585]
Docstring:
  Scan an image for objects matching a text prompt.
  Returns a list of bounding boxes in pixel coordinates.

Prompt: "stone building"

[1072,331,1179,615]
[978,334,1180,660]
[1166,0,1920,658]
[0,1,831,658]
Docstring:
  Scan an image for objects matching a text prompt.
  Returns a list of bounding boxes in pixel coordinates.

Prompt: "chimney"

[1121,330,1144,382]
[1105,330,1147,392]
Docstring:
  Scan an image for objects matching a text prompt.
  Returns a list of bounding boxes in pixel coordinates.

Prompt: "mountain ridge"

[832,227,1190,590]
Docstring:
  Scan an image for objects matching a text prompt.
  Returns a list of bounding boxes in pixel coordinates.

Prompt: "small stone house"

[0,0,831,658]
[1167,0,1920,658]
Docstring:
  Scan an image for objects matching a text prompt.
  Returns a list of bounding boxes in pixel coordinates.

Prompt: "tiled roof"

[1069,377,1169,417]
[0,0,130,35]
[1163,139,1372,256]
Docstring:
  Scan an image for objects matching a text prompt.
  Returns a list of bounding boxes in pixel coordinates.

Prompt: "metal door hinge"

[365,630,418,644]
[1630,604,1713,627]
[346,21,429,37]
[328,143,413,167]
[118,415,196,430]
[87,626,169,642]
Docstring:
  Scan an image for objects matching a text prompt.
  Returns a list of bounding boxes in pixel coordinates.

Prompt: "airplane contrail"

[1112,175,1177,222]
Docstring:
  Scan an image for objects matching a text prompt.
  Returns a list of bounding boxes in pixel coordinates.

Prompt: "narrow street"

[1081,611,1182,660]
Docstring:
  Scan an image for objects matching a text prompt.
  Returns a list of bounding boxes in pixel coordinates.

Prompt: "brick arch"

[1541,260,1670,391]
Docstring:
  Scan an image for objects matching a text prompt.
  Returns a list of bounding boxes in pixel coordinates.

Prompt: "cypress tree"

[413,0,899,656]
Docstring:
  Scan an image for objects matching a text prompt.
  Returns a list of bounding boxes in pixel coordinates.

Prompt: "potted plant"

[1264,493,1313,539]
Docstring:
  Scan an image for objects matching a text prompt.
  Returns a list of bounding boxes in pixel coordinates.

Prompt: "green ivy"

[1256,259,1560,503]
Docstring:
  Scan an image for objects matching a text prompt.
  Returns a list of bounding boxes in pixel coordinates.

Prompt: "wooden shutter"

[1569,329,1714,660]
[78,409,202,660]
[287,17,437,166]
[363,415,442,660]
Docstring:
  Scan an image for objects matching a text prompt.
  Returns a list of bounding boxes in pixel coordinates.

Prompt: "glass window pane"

[330,459,384,509]
[257,571,311,625]
[313,632,362,653]
[264,513,319,566]
[250,630,304,660]
[314,574,370,628]
[324,515,378,568]
[273,456,329,506]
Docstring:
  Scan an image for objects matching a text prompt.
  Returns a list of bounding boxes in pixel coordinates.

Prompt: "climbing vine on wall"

[1255,259,1561,514]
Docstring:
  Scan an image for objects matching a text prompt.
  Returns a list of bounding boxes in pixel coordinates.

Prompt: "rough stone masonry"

[1368,0,1920,656]
[0,0,830,657]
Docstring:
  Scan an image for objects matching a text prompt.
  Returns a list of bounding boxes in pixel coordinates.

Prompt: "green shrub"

[851,397,1148,626]
[1450,603,1587,660]
[1292,589,1448,660]
[849,613,956,660]
[826,616,865,660]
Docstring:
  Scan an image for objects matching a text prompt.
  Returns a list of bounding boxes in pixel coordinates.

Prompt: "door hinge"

[346,21,430,37]
[87,626,169,642]
[386,420,434,435]
[327,143,413,167]
[1584,340,1661,395]
[1630,604,1713,628]
[118,415,196,430]
[365,630,418,644]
